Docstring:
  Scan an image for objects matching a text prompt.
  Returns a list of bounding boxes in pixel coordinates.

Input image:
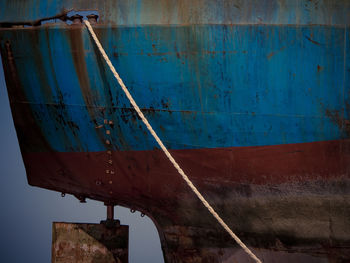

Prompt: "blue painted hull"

[1,1,350,262]
[0,24,348,152]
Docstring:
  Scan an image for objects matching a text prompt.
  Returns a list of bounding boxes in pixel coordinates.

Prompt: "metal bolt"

[108,159,113,165]
[107,150,112,155]
[87,14,99,24]
[108,120,114,125]
[109,180,113,184]
[130,209,136,213]
[106,170,110,174]
[141,213,145,217]
[106,130,111,135]
[71,14,83,24]
[105,139,111,145]
[110,170,115,175]
[61,193,66,197]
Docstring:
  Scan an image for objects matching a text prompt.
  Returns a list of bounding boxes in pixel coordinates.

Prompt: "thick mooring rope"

[84,20,262,263]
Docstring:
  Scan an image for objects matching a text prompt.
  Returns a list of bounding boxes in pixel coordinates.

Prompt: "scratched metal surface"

[0,0,350,26]
[0,0,349,153]
[0,24,348,152]
[1,1,350,262]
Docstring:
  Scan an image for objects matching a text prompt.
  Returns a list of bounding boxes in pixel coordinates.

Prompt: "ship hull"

[1,0,350,262]
[23,140,350,262]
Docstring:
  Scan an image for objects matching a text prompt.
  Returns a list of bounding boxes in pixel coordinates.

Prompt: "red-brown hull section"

[23,140,350,262]
[25,139,350,197]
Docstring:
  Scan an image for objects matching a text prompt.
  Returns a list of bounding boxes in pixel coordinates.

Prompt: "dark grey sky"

[0,54,163,263]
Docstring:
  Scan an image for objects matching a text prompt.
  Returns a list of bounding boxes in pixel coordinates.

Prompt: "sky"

[0,54,163,263]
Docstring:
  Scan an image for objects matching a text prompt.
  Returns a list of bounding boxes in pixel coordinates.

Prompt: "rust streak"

[266,51,275,59]
[305,36,321,46]
[325,109,350,136]
[1,41,52,152]
[317,65,324,72]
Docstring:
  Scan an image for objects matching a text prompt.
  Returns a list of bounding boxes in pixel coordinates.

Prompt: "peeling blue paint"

[1,0,350,26]
[0,23,348,152]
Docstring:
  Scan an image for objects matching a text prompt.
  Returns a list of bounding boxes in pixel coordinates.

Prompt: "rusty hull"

[1,0,350,262]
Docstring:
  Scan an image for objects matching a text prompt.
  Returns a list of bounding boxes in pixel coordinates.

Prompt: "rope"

[84,20,262,263]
